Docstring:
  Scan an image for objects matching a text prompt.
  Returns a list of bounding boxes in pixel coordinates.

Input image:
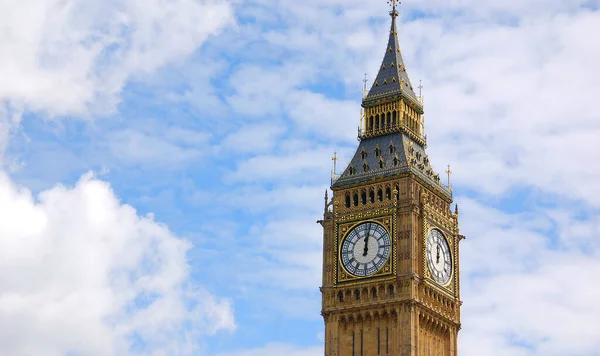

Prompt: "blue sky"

[1,0,600,355]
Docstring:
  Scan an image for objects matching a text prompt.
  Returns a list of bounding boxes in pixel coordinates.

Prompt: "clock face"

[340,222,391,277]
[426,229,452,285]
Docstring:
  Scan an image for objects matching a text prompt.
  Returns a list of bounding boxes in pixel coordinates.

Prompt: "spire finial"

[331,151,339,184]
[332,151,338,175]
[446,164,453,191]
[362,73,368,98]
[387,0,400,16]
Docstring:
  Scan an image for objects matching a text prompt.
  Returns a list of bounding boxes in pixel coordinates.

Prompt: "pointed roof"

[331,133,451,199]
[365,8,419,104]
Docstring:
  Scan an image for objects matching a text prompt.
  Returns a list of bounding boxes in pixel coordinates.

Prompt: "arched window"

[363,163,369,173]
[361,191,367,205]
[345,193,351,208]
[371,287,377,298]
[389,144,395,154]
[349,166,356,175]
[377,189,383,202]
[393,157,399,166]
[361,150,367,160]
[353,193,359,206]
[338,291,344,302]
[375,147,381,157]
[379,159,385,169]
[369,190,375,203]
[369,117,374,131]
[388,285,395,297]
[387,112,391,128]
[392,111,397,127]
[386,187,392,200]
[355,290,361,301]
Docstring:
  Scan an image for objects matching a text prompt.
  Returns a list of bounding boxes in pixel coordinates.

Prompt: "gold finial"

[445,164,453,191]
[387,0,400,12]
[362,73,368,99]
[360,108,364,135]
[331,151,340,183]
[332,151,338,176]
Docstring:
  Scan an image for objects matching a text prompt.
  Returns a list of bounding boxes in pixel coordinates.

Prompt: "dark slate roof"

[332,133,451,199]
[366,10,419,103]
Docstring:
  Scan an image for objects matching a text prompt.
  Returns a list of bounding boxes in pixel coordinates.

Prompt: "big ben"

[320,1,464,355]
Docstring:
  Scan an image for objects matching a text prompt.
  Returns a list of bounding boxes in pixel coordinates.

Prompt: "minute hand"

[363,235,369,256]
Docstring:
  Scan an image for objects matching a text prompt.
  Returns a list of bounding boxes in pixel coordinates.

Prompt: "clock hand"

[436,245,440,264]
[363,234,369,256]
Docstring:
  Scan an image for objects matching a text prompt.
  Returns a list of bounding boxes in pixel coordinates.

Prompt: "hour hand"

[363,235,369,256]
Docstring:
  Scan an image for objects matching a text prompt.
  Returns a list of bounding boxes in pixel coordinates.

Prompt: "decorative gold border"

[338,220,392,278]
[335,214,396,285]
[423,222,455,291]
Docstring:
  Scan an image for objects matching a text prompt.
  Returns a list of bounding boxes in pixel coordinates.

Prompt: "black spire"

[366,4,419,104]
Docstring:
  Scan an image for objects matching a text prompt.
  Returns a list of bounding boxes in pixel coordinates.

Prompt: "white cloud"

[0,171,235,355]
[459,198,600,355]
[408,9,600,204]
[213,343,322,356]
[197,184,324,215]
[286,91,359,142]
[225,63,315,118]
[220,123,286,155]
[250,218,323,291]
[108,127,211,167]
[0,0,234,168]
[225,147,334,184]
[0,0,233,117]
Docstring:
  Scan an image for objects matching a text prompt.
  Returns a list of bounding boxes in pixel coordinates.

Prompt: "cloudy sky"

[1,0,600,355]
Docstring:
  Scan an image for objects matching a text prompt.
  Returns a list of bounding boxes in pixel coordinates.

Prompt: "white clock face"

[426,229,452,285]
[341,222,391,277]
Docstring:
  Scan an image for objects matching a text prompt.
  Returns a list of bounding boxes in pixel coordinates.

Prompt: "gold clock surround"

[336,217,396,285]
[423,225,454,290]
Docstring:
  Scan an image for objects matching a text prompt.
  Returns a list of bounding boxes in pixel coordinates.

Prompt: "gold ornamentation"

[335,216,395,284]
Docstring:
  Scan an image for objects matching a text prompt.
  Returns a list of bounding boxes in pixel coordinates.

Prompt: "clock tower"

[320,2,463,355]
